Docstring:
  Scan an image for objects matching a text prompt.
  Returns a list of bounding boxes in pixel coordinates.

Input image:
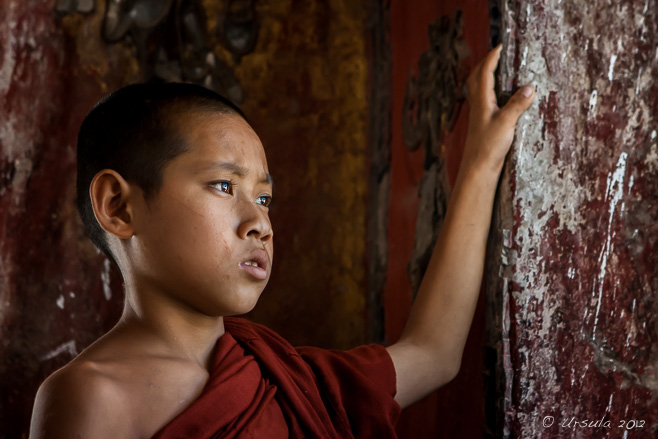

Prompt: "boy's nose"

[237,202,273,243]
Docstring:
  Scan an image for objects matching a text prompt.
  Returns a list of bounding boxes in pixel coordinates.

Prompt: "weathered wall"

[0,0,372,436]
[486,0,658,437]
[0,2,133,436]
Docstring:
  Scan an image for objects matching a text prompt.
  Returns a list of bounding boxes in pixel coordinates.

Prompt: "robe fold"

[153,317,401,438]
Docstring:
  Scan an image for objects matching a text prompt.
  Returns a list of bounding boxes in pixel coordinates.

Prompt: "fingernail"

[521,86,533,97]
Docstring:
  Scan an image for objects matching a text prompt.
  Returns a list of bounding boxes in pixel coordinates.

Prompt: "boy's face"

[128,112,274,317]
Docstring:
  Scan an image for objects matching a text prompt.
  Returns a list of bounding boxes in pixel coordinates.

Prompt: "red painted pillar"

[486,0,658,437]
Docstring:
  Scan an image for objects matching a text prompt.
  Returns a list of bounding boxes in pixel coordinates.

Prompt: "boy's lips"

[239,249,269,280]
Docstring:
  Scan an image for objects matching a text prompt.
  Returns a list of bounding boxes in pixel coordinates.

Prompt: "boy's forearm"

[388,46,534,408]
[399,163,501,375]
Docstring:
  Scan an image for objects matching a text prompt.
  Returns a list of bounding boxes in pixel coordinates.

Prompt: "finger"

[482,44,503,74]
[496,85,534,126]
[466,45,502,107]
[474,44,501,76]
[467,45,495,82]
[480,44,503,98]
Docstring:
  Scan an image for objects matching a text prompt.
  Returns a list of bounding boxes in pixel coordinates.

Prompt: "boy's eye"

[211,181,233,194]
[210,181,270,206]
[256,195,272,207]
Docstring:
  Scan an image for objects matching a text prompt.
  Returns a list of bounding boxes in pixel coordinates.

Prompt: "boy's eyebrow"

[197,161,274,187]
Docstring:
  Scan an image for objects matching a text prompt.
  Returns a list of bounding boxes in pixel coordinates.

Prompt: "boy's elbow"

[444,359,462,385]
[389,342,463,408]
[417,348,462,391]
[434,357,461,388]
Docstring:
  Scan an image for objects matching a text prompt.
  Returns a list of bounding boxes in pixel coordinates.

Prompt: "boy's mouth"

[239,250,269,280]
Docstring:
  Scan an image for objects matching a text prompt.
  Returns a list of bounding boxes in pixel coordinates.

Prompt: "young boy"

[30,45,533,438]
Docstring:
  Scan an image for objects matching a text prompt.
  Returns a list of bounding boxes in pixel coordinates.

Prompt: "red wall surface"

[0,3,129,436]
[486,0,658,437]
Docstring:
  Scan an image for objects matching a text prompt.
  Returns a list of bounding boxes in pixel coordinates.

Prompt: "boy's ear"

[89,169,135,239]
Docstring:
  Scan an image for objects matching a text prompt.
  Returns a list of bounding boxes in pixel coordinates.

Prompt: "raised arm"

[386,45,535,409]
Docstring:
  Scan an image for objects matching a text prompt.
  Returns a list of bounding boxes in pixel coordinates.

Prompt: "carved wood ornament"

[402,10,470,297]
[56,0,259,104]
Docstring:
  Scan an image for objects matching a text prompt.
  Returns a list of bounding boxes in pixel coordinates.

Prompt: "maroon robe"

[153,317,400,438]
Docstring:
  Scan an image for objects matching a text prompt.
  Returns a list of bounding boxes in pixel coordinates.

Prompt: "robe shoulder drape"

[153,317,400,438]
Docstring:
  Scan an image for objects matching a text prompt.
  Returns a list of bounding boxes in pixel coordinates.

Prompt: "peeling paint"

[591,338,658,391]
[39,340,78,362]
[0,3,17,94]
[589,89,598,113]
[486,0,658,437]
[608,54,617,82]
[101,258,112,301]
[520,45,528,68]
[56,295,64,310]
[592,152,627,341]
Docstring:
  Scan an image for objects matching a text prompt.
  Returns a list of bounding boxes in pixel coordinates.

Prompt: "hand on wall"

[462,44,534,176]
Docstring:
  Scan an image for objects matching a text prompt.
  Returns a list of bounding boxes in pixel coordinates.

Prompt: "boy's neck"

[117,283,227,371]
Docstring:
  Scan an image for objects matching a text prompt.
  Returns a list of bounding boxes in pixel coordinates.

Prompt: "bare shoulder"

[30,359,134,439]
[30,329,212,439]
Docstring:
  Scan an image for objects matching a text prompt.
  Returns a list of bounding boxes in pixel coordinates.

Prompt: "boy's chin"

[224,301,259,317]
[191,283,268,318]
[220,290,265,317]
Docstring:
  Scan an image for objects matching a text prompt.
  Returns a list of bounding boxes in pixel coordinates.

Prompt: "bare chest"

[118,363,210,438]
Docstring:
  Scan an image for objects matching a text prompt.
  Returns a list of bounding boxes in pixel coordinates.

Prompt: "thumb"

[497,86,534,126]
